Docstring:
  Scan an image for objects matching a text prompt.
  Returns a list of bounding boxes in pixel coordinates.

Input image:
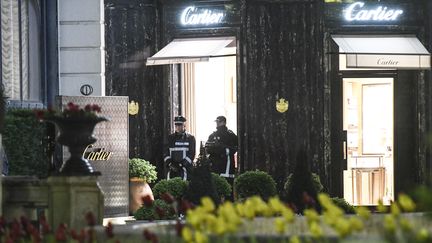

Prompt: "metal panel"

[56,96,129,217]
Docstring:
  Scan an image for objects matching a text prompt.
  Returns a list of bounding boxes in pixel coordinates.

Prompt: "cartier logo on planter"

[83,144,113,161]
[180,6,225,26]
[344,2,404,22]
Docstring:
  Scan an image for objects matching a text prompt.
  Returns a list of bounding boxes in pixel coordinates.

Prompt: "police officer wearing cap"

[163,116,196,180]
[205,116,238,184]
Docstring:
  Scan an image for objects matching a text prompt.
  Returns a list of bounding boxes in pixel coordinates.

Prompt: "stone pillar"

[47,176,103,230]
[58,0,105,96]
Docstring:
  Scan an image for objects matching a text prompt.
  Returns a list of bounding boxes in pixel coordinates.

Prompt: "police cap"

[214,116,226,123]
[174,116,186,125]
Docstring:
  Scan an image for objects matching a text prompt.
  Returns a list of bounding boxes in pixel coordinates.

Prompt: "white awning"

[332,35,431,69]
[146,37,236,66]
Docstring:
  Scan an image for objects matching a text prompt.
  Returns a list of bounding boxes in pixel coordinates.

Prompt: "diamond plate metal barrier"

[56,96,129,217]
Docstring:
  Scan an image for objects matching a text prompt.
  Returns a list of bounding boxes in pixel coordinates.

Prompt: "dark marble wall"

[240,0,326,192]
[105,0,166,177]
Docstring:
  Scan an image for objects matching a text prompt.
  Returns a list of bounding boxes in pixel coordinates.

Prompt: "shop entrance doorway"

[181,51,237,153]
[342,77,394,206]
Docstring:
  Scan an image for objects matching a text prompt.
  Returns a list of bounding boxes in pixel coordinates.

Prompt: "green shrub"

[129,158,157,183]
[3,109,50,177]
[284,173,324,195]
[331,197,355,214]
[211,173,232,200]
[134,199,176,220]
[153,177,189,199]
[234,170,277,201]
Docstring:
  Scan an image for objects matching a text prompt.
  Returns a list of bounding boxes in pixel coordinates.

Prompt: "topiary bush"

[134,199,176,220]
[153,177,189,199]
[129,158,157,183]
[331,197,355,214]
[3,109,50,178]
[284,172,324,195]
[234,170,277,201]
[211,173,232,201]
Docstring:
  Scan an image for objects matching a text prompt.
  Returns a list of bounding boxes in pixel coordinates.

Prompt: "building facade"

[2,0,432,205]
[104,0,432,205]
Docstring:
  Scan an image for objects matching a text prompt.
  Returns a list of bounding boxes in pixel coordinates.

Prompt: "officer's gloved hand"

[169,162,180,173]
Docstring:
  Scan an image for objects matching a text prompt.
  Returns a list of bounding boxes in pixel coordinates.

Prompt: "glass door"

[343,77,394,206]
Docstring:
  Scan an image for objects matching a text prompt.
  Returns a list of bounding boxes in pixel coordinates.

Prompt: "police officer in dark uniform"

[164,116,196,181]
[205,116,238,187]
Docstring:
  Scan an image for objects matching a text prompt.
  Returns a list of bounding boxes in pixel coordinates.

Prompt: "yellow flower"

[318,193,333,209]
[182,227,193,242]
[348,217,363,232]
[289,235,300,243]
[416,228,430,242]
[201,197,215,213]
[304,209,320,224]
[213,217,228,235]
[309,221,323,239]
[377,199,387,213]
[244,204,256,220]
[399,218,413,232]
[334,218,351,238]
[355,206,371,220]
[282,208,295,223]
[269,197,286,213]
[195,231,208,243]
[398,194,416,212]
[274,217,286,234]
[323,211,337,226]
[235,203,246,217]
[383,215,396,233]
[390,203,401,217]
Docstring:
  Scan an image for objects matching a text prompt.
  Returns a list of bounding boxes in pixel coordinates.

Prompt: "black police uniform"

[163,117,196,180]
[205,124,238,179]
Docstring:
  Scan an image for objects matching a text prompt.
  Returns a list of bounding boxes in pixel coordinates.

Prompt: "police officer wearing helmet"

[164,116,196,180]
[205,116,238,185]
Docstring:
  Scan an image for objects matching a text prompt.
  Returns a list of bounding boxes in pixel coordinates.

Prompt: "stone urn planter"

[129,158,157,215]
[47,116,107,176]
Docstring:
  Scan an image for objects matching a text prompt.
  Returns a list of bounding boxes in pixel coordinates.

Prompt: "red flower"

[40,219,51,235]
[10,219,22,240]
[105,222,114,238]
[35,110,45,121]
[141,195,154,208]
[155,206,165,219]
[179,199,193,214]
[66,102,80,112]
[70,229,86,242]
[91,104,101,113]
[54,223,67,241]
[85,212,96,226]
[84,104,92,112]
[160,192,175,204]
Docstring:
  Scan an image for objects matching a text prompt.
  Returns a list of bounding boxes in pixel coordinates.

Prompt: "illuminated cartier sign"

[180,6,225,26]
[344,2,403,22]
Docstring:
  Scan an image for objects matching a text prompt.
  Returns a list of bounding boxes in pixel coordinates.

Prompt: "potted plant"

[129,158,157,214]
